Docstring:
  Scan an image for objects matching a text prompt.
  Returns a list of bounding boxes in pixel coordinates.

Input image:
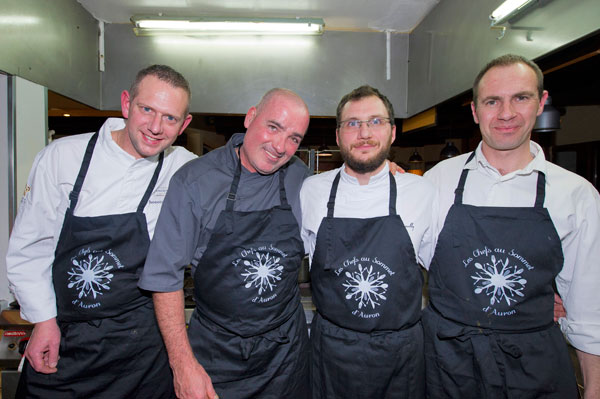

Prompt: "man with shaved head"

[140,88,311,399]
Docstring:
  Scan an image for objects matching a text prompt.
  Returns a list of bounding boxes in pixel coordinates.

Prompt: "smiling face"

[472,62,547,158]
[239,91,309,175]
[336,95,396,176]
[119,75,192,159]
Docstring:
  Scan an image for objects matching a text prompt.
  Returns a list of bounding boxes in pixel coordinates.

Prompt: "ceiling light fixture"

[131,16,324,36]
[489,0,537,26]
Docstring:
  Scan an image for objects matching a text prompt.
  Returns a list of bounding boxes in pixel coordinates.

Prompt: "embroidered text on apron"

[424,152,578,398]
[17,132,174,399]
[310,171,425,399]
[189,151,309,399]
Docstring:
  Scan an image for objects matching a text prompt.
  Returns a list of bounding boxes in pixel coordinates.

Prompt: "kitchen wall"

[408,0,600,115]
[101,26,409,117]
[1,0,599,118]
[0,74,12,302]
[0,0,100,108]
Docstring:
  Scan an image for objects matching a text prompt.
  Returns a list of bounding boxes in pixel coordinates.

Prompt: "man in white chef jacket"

[423,54,600,398]
[6,64,196,398]
[300,85,437,398]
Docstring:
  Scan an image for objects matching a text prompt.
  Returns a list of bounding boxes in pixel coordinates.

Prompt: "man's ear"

[244,107,257,129]
[178,114,193,136]
[537,90,549,117]
[121,90,131,119]
[471,101,480,124]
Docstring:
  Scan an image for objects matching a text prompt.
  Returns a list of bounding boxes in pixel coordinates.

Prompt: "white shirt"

[6,118,197,323]
[425,141,600,356]
[300,163,438,269]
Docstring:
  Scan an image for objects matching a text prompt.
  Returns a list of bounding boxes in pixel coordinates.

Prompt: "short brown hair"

[129,65,191,114]
[336,85,395,127]
[472,54,543,106]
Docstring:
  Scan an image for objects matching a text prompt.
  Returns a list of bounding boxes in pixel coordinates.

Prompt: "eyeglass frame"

[337,117,394,130]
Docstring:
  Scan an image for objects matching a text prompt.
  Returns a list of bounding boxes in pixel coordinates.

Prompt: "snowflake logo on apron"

[241,252,283,295]
[343,263,388,310]
[68,252,114,299]
[471,254,527,306]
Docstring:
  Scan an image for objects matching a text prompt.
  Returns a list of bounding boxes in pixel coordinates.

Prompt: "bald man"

[140,89,311,399]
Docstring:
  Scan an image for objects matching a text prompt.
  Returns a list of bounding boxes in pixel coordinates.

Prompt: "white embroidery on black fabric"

[67,248,122,308]
[241,252,283,295]
[471,254,527,306]
[343,263,389,310]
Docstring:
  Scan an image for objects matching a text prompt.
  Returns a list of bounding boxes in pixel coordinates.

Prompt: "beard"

[340,139,391,174]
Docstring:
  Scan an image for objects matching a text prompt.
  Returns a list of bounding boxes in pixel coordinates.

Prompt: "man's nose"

[358,121,372,139]
[498,101,516,120]
[149,114,162,133]
[272,134,286,154]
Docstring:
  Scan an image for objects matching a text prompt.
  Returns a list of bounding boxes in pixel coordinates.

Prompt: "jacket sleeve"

[6,148,62,323]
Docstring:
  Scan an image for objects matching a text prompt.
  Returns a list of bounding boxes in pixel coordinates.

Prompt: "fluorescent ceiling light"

[489,0,537,26]
[131,16,324,36]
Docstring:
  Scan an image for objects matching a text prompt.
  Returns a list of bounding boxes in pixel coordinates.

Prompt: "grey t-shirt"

[139,133,310,292]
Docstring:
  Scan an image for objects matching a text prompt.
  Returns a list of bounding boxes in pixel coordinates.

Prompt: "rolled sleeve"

[557,184,600,356]
[139,171,202,292]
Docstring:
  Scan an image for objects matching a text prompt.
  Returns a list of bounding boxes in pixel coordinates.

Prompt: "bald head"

[256,88,309,116]
[240,88,310,175]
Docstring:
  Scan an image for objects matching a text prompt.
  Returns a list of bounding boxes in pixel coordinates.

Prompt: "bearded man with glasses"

[300,85,437,398]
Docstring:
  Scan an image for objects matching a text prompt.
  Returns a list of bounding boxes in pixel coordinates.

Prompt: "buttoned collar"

[466,141,547,181]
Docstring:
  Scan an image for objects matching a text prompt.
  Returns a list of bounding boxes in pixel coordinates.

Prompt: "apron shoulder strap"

[137,151,165,212]
[225,148,291,211]
[226,151,243,211]
[328,170,398,217]
[388,171,397,215]
[278,166,289,207]
[454,152,476,205]
[534,171,546,208]
[326,172,342,218]
[68,132,100,211]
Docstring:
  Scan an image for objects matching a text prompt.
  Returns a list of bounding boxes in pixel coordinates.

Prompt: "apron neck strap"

[454,152,476,205]
[226,145,288,211]
[454,151,547,208]
[388,172,397,215]
[278,167,289,206]
[137,151,165,212]
[534,171,546,208]
[326,172,341,218]
[69,132,100,210]
[327,170,397,217]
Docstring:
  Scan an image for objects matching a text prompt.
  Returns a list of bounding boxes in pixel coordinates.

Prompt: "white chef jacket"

[425,141,600,356]
[6,118,197,323]
[300,162,438,269]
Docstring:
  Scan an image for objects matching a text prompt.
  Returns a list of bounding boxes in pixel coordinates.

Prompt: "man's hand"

[25,318,61,374]
[153,291,218,399]
[388,161,406,175]
[553,293,566,322]
[172,358,218,399]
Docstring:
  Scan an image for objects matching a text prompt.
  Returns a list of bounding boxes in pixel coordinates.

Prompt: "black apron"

[189,153,309,399]
[424,152,578,399]
[17,132,174,399]
[310,171,425,399]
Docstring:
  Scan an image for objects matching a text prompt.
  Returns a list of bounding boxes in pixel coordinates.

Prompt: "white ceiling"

[77,0,440,33]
